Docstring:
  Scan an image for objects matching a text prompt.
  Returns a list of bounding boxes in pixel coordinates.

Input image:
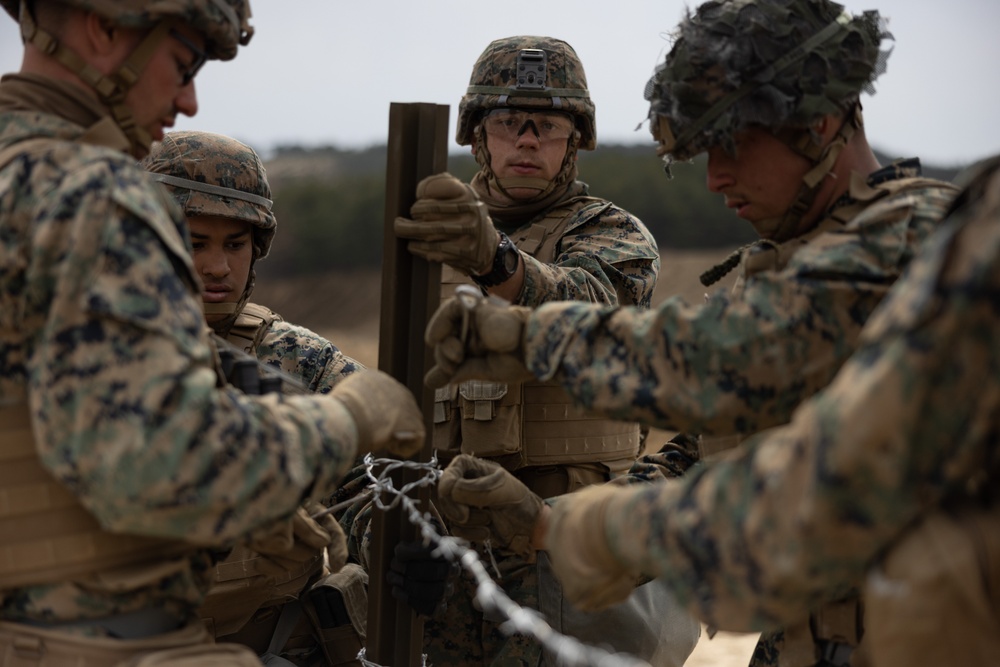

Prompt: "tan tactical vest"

[224,302,281,355]
[199,542,323,640]
[202,302,331,654]
[433,197,642,485]
[0,397,196,591]
[864,496,1000,667]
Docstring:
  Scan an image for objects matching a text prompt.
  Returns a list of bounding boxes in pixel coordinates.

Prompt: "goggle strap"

[149,173,274,210]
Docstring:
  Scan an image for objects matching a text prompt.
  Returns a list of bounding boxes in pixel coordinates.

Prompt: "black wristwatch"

[473,232,520,287]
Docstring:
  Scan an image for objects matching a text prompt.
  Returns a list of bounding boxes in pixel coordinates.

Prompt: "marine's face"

[122,23,204,142]
[481,110,572,200]
[704,126,813,231]
[188,215,253,323]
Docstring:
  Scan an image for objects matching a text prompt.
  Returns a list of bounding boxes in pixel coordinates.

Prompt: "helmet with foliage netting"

[457,35,597,150]
[1,0,253,60]
[142,130,275,259]
[645,0,891,164]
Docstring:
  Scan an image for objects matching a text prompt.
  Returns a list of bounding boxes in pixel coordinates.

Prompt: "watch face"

[502,244,519,274]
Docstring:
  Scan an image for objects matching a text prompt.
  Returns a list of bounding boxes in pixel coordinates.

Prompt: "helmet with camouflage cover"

[457,35,596,151]
[644,0,890,165]
[141,131,274,329]
[1,0,253,60]
[142,130,275,257]
[2,0,254,156]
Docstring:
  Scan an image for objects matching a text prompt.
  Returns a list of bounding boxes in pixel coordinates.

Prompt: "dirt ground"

[255,247,761,665]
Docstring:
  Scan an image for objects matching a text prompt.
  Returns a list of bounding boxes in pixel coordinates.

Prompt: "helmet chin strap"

[19,7,176,157]
[202,265,258,336]
[750,104,862,242]
[202,298,242,336]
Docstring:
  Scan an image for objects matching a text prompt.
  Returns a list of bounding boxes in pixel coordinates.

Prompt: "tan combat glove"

[250,502,347,579]
[394,172,499,276]
[435,454,543,558]
[424,289,534,389]
[329,369,425,458]
[546,484,641,611]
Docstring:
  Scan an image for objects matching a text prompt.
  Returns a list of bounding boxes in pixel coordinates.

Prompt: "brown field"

[254,247,762,665]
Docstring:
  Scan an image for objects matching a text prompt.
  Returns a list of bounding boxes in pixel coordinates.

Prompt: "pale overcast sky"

[2,0,997,167]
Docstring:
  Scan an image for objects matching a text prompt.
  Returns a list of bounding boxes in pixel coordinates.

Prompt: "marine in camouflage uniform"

[141,130,363,394]
[141,131,368,666]
[424,2,958,665]
[533,152,1000,667]
[391,36,702,667]
[0,2,423,665]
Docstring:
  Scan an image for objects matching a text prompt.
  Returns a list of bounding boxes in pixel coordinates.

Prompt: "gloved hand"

[436,454,543,558]
[394,172,499,276]
[423,290,533,389]
[250,504,345,579]
[546,484,641,611]
[386,539,460,618]
[329,369,425,458]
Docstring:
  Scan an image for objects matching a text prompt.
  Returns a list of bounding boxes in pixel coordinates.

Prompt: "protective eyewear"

[170,29,208,86]
[482,109,575,142]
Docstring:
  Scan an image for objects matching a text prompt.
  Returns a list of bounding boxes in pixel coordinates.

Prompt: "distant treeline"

[259,143,965,279]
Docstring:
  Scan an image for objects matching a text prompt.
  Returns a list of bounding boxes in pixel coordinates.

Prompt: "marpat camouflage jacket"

[0,81,359,625]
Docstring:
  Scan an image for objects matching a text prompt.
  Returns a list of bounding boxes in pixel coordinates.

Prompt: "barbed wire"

[355,453,651,667]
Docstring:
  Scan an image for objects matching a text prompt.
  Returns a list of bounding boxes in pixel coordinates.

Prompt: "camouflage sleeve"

[27,166,360,546]
[524,185,954,435]
[589,167,1000,632]
[516,204,659,309]
[257,320,365,394]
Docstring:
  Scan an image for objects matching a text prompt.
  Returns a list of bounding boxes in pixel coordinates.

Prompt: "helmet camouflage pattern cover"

[1,0,253,60]
[141,130,276,259]
[457,35,597,150]
[645,0,892,163]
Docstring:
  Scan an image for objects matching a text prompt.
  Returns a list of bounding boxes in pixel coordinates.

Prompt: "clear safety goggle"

[170,29,208,86]
[482,109,575,142]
